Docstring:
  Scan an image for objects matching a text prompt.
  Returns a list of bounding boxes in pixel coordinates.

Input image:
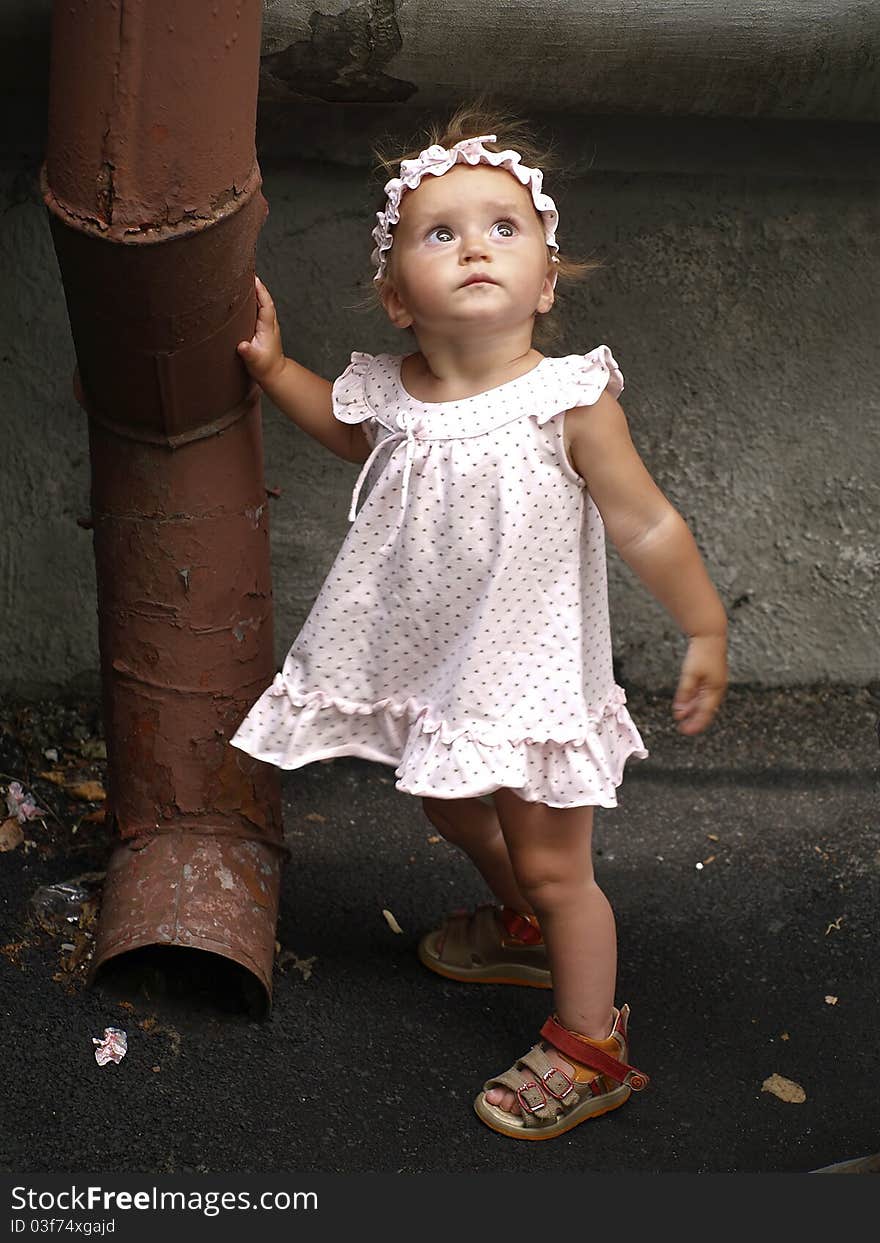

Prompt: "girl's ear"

[380,279,414,329]
[536,267,556,316]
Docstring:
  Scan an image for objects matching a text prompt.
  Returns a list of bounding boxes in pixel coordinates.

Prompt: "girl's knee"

[507,835,597,911]
[516,872,600,919]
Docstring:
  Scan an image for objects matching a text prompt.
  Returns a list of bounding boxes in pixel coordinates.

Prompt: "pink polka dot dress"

[230,347,648,808]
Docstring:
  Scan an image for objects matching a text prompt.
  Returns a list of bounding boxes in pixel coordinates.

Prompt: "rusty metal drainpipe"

[40,0,283,1014]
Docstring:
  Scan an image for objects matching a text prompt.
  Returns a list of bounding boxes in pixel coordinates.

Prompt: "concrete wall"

[0,1,877,695]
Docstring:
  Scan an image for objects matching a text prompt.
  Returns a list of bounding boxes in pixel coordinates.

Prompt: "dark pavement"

[1,683,878,1180]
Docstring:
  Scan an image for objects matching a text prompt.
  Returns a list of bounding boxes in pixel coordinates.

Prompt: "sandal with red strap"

[474,1004,649,1140]
[417,903,551,988]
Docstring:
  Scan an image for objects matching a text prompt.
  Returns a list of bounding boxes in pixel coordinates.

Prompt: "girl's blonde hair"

[366,99,601,347]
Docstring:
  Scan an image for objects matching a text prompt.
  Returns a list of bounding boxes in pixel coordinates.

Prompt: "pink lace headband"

[370,133,560,283]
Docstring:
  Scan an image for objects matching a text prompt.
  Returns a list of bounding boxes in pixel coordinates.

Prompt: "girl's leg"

[421,795,534,915]
[484,789,616,1114]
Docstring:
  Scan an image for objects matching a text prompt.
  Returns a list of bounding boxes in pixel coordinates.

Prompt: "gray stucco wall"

[3,108,876,696]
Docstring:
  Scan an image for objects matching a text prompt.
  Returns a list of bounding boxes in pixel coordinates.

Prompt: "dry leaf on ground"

[59,933,94,973]
[68,781,106,802]
[382,908,403,934]
[38,770,68,787]
[1,940,27,966]
[824,995,838,1005]
[37,772,105,801]
[0,817,24,851]
[761,1073,806,1103]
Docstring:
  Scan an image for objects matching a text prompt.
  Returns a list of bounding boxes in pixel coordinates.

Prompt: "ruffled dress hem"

[230,676,648,810]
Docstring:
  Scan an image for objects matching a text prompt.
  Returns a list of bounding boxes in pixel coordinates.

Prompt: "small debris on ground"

[136,1016,181,1057]
[825,916,844,935]
[277,949,316,980]
[29,874,104,936]
[4,780,46,824]
[761,1073,806,1103]
[382,908,403,934]
[824,995,839,1005]
[0,939,28,967]
[93,1026,127,1066]
[78,739,106,761]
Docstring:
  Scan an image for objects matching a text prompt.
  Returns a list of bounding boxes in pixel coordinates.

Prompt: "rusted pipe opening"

[87,830,284,1018]
[94,945,269,1020]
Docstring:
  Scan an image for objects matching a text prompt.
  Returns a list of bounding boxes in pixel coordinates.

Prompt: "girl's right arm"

[237,276,370,464]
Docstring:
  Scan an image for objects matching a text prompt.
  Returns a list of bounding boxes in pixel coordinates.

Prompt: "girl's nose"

[460,229,490,262]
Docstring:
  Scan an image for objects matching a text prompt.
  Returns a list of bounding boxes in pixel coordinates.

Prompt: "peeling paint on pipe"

[42,0,283,1011]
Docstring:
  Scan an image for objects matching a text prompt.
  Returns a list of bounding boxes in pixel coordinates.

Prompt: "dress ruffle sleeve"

[530,346,624,425]
[331,351,376,425]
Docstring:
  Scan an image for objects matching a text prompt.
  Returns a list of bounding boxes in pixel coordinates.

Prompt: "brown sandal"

[474,1005,649,1140]
[417,903,551,988]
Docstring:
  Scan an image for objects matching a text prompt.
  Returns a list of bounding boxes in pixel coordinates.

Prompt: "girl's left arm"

[567,390,728,735]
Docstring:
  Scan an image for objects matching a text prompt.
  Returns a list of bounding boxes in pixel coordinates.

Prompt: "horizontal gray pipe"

[1,1,878,123]
[259,0,880,120]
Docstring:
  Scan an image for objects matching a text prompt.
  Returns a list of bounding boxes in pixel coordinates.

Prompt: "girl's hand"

[237,275,285,385]
[672,634,728,735]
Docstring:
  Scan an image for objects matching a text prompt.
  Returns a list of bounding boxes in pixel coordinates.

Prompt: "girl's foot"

[483,1044,577,1115]
[417,903,551,988]
[475,1006,649,1140]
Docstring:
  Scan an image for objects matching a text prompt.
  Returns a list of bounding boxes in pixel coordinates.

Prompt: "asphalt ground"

[1,684,878,1209]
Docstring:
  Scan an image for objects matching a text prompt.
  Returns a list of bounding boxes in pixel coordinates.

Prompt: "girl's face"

[380,164,556,339]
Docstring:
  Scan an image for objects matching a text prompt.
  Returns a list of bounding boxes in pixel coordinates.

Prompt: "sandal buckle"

[500,908,543,946]
[515,1081,547,1114]
[542,1066,575,1101]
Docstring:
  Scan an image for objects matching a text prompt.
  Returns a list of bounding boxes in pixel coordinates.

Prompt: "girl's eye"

[427,226,455,243]
[491,221,517,239]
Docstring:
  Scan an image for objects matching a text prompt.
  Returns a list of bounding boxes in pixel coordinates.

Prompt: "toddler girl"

[231,105,728,1140]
